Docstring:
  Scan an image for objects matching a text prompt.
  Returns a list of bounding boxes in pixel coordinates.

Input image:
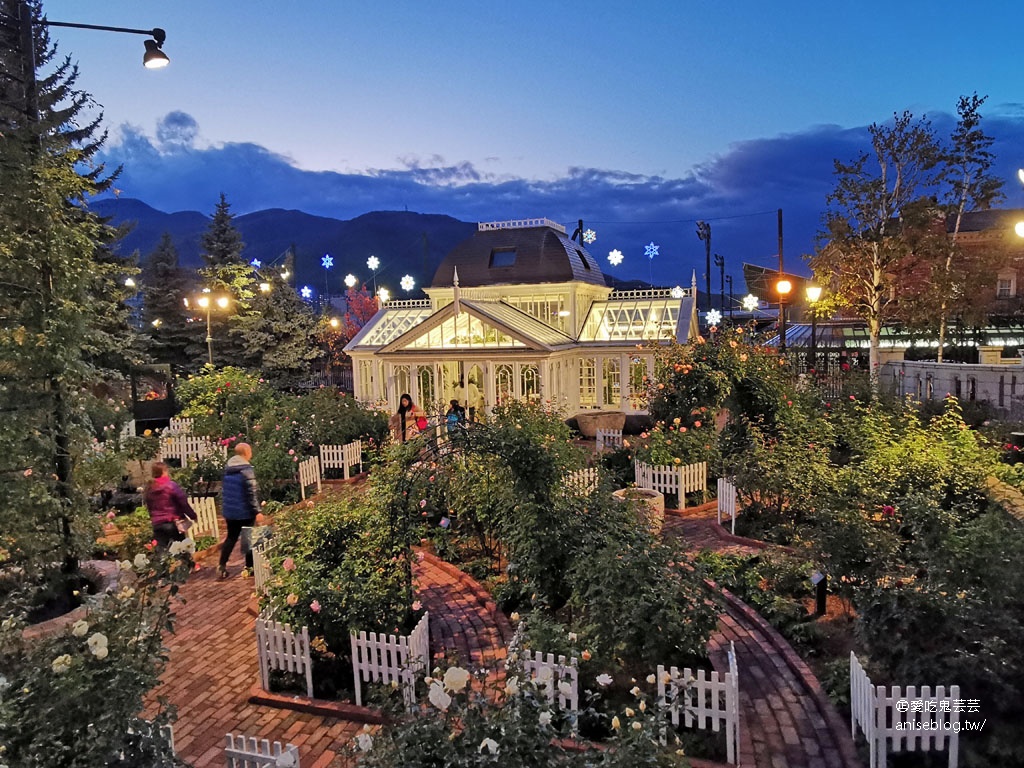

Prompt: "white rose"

[538,711,553,727]
[71,619,89,637]
[133,553,149,570]
[504,677,519,696]
[646,674,656,685]
[630,686,641,697]
[632,721,642,731]
[355,733,373,752]
[427,681,452,712]
[596,673,613,687]
[442,666,471,692]
[86,632,108,651]
[51,654,73,674]
[558,681,573,699]
[119,560,133,572]
[535,666,553,684]
[91,645,109,660]
[509,612,521,623]
[478,738,499,755]
[567,632,578,643]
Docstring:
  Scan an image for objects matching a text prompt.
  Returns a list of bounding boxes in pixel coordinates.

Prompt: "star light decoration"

[645,242,659,260]
[249,258,262,268]
[344,273,357,288]
[608,249,624,266]
[321,254,333,269]
[367,255,380,271]
[742,294,760,312]
[706,309,723,327]
[400,275,415,292]
[670,285,685,299]
[300,286,313,300]
[583,228,597,244]
[377,287,390,304]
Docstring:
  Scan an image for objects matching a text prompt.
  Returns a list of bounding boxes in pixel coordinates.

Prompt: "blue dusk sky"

[41,0,1024,286]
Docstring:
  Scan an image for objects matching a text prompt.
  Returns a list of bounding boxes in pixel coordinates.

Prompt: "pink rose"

[412,600,422,612]
[283,557,296,571]
[310,600,321,613]
[286,593,299,607]
[288,449,295,456]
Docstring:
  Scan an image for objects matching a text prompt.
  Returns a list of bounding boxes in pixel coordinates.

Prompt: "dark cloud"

[97,111,1024,287]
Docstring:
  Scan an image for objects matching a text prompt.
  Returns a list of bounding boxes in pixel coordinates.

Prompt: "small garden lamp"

[805,284,823,370]
[776,279,792,352]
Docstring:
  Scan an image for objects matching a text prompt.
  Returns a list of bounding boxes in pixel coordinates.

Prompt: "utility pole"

[714,253,724,314]
[696,221,711,314]
[725,275,734,320]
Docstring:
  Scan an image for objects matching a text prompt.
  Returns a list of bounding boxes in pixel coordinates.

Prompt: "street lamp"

[776,279,792,352]
[184,292,230,366]
[725,275,734,320]
[805,284,822,371]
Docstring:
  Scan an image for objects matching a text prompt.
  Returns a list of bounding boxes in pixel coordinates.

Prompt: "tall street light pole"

[806,284,822,372]
[696,221,711,315]
[776,279,792,354]
[725,275,734,321]
[714,253,725,314]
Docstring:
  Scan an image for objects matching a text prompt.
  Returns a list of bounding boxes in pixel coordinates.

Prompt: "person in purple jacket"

[143,462,197,549]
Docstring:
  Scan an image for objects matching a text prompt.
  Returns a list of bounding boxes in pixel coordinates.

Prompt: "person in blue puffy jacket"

[218,442,259,578]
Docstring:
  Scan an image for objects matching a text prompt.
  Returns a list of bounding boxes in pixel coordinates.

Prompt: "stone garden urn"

[612,487,665,534]
[575,410,626,439]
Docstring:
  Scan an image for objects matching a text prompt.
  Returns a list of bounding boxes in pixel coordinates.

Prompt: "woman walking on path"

[144,462,197,549]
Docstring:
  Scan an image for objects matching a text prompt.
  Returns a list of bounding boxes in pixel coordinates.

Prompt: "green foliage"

[141,232,196,369]
[0,544,194,766]
[176,366,279,438]
[263,498,411,697]
[74,442,126,498]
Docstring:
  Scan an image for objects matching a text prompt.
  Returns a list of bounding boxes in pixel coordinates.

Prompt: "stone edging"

[22,560,122,640]
[712,584,861,768]
[247,682,384,724]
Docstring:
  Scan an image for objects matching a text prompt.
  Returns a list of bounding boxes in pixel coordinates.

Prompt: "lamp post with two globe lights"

[183,291,230,366]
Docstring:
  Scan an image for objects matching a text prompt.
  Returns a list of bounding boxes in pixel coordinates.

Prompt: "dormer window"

[489,248,517,268]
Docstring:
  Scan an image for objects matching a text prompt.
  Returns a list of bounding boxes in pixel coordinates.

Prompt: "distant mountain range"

[92,198,656,296]
[92,198,478,296]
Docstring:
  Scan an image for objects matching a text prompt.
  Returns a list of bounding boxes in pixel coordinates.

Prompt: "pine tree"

[235,280,322,388]
[200,192,245,267]
[0,0,131,577]
[141,232,196,368]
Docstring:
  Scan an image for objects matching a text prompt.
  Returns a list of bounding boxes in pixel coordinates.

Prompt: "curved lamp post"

[184,293,230,366]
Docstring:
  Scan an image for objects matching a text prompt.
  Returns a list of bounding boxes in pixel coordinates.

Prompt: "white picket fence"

[850,653,960,768]
[168,417,193,434]
[119,420,136,440]
[351,611,430,708]
[658,642,740,765]
[256,610,314,699]
[565,467,600,495]
[595,428,623,452]
[297,457,321,500]
[716,476,738,535]
[224,733,299,768]
[160,435,225,466]
[635,460,707,507]
[252,538,275,595]
[187,496,220,542]
[521,649,579,714]
[319,440,364,479]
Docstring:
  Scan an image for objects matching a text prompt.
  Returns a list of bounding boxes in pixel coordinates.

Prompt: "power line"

[584,209,779,226]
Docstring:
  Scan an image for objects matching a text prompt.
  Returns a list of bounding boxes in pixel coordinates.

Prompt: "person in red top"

[143,462,197,549]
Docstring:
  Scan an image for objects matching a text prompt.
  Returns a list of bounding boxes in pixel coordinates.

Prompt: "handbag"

[416,416,428,431]
[175,517,193,535]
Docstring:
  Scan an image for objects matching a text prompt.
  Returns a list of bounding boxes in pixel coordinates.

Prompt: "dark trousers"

[153,521,183,550]
[220,517,256,569]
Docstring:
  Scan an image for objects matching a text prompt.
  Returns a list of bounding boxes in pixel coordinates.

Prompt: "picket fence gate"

[521,649,579,714]
[120,420,136,440]
[318,440,363,479]
[595,428,623,452]
[850,653,960,768]
[297,457,321,500]
[716,477,738,535]
[168,417,193,434]
[256,610,314,699]
[187,496,220,542]
[634,460,707,507]
[566,467,600,495]
[657,641,740,765]
[160,435,225,467]
[351,611,430,708]
[252,538,275,595]
[224,733,299,768]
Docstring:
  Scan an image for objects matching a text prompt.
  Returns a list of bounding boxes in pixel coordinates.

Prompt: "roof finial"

[453,266,461,315]
[691,270,697,290]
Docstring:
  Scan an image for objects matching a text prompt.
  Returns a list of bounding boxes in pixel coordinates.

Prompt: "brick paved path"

[665,505,861,768]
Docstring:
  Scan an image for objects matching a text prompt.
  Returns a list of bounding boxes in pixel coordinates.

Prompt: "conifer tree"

[141,232,196,368]
[236,281,322,387]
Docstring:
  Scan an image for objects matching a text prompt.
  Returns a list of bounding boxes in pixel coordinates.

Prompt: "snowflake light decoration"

[583,228,597,244]
[344,273,357,288]
[300,286,313,299]
[321,254,334,269]
[644,242,659,260]
[742,294,759,312]
[608,249,624,266]
[400,275,415,292]
[377,287,390,304]
[367,255,380,271]
[670,285,685,299]
[249,258,262,268]
[706,309,723,327]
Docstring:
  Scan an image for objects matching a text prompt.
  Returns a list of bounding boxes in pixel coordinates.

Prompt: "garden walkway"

[146,544,511,767]
[665,505,861,768]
